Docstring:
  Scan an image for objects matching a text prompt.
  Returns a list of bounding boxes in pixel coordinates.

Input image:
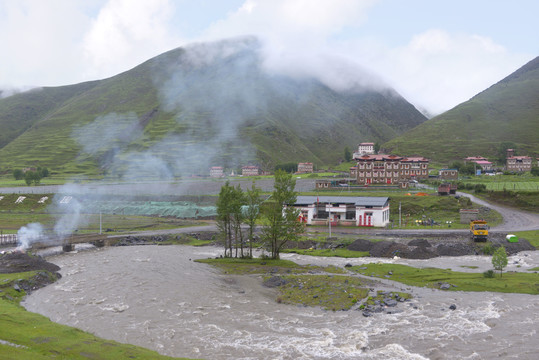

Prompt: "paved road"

[456,191,539,232]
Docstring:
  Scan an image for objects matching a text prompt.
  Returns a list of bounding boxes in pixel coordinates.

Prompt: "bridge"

[1,233,112,252]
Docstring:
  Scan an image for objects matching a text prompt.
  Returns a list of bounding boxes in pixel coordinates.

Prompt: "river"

[23,245,539,360]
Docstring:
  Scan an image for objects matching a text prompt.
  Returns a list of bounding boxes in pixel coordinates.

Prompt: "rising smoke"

[15,36,395,249]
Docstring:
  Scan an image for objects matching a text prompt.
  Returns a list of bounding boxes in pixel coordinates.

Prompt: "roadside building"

[209,166,224,178]
[241,165,260,176]
[288,196,390,227]
[297,162,314,173]
[439,169,458,180]
[506,156,532,172]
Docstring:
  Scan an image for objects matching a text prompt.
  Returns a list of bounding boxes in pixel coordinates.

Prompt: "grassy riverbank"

[351,263,539,294]
[0,271,189,359]
[196,258,407,311]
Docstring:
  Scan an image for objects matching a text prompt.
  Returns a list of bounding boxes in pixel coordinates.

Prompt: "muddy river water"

[23,245,539,360]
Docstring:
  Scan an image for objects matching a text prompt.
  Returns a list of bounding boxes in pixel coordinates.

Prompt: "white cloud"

[348,29,529,114]
[0,0,91,87]
[82,0,182,80]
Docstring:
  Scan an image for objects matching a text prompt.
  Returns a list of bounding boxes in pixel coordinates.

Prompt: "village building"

[241,165,260,176]
[463,156,487,164]
[353,142,375,157]
[400,157,430,180]
[473,160,493,172]
[297,162,314,173]
[439,169,458,180]
[506,156,532,172]
[288,195,390,227]
[351,154,429,186]
[209,166,224,178]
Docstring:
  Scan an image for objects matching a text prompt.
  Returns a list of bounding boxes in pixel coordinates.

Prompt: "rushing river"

[23,245,539,360]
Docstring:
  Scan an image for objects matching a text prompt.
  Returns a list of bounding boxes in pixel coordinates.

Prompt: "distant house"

[353,142,375,157]
[473,160,493,171]
[464,156,487,164]
[210,166,224,178]
[506,156,532,172]
[439,169,458,180]
[297,162,314,173]
[241,165,260,176]
[287,196,390,227]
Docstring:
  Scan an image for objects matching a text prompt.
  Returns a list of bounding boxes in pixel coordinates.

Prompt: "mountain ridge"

[0,37,427,178]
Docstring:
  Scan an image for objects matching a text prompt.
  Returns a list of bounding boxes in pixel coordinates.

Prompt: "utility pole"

[399,201,402,228]
[329,209,332,238]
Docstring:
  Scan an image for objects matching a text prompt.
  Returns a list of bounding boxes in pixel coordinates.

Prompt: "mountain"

[0,37,427,178]
[383,56,539,164]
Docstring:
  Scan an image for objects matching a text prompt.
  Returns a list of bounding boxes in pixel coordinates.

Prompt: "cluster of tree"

[531,167,539,176]
[216,170,304,259]
[13,167,50,186]
[274,162,297,173]
[449,161,479,175]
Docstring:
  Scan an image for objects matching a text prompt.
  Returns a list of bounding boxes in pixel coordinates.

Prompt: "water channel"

[23,245,539,360]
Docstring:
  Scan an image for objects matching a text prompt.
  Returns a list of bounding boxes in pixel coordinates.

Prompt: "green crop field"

[482,182,539,191]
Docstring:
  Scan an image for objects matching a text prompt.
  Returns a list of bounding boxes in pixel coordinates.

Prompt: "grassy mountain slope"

[383,56,539,163]
[0,37,427,177]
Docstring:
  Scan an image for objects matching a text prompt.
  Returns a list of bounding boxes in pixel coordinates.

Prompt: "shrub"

[483,269,495,278]
[482,243,495,255]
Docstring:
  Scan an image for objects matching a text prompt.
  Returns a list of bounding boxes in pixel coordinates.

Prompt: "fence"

[0,234,18,246]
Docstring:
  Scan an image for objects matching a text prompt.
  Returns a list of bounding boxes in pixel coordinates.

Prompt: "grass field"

[351,263,539,294]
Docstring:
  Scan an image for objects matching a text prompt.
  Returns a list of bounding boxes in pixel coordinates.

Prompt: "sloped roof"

[294,196,389,207]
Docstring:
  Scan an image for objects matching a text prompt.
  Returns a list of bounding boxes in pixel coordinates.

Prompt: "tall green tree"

[13,169,24,180]
[216,182,234,257]
[261,169,304,259]
[344,146,352,162]
[230,184,246,258]
[492,246,508,278]
[24,171,41,186]
[244,181,262,258]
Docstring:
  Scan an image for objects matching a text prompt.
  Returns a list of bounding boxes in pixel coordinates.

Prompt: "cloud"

[344,29,531,114]
[82,0,182,80]
[0,0,91,87]
[199,1,531,114]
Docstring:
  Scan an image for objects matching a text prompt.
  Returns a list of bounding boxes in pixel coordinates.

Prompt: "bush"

[483,269,495,278]
[474,184,487,193]
[482,243,495,255]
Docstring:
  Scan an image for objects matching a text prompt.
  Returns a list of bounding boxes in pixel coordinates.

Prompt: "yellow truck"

[470,220,489,242]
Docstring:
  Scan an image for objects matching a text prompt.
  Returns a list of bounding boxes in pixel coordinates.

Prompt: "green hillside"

[383,56,539,163]
[0,37,427,178]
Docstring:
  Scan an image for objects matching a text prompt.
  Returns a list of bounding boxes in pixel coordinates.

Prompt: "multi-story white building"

[241,165,260,176]
[353,142,375,157]
[297,162,314,173]
[209,166,224,178]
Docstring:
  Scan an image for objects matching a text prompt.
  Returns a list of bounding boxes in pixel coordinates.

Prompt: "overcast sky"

[1,0,537,114]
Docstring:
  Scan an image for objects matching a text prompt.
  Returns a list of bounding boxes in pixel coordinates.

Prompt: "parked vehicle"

[470,220,489,241]
[438,183,457,195]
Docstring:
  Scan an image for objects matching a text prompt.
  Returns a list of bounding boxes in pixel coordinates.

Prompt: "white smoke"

[17,223,46,250]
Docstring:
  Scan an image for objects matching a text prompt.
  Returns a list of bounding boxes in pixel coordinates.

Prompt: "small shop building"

[289,196,390,227]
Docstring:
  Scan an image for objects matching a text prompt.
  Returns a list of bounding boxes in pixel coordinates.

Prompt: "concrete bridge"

[1,233,112,252]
